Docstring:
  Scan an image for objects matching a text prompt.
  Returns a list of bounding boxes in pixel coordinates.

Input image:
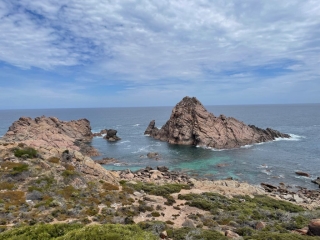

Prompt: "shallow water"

[0,104,319,189]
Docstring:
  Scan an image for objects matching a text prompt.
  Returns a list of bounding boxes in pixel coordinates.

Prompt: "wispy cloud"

[0,0,319,108]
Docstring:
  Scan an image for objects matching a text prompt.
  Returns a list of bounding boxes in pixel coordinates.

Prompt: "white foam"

[211,148,227,151]
[240,144,253,149]
[261,169,272,175]
[119,140,131,144]
[257,165,269,169]
[275,134,305,141]
[133,124,140,126]
[114,162,129,166]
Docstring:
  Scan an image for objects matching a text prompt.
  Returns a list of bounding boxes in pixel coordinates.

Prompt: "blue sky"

[0,0,320,109]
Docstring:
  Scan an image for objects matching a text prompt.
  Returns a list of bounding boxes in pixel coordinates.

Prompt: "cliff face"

[145,96,290,149]
[1,116,98,156]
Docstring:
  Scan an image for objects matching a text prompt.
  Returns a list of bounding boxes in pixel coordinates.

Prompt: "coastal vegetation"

[1,115,320,239]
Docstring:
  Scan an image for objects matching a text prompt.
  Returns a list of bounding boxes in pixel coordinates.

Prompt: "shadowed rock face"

[1,116,99,156]
[145,96,290,149]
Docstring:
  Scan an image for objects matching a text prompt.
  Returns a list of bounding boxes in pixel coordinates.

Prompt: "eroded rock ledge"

[145,96,290,149]
[1,116,99,156]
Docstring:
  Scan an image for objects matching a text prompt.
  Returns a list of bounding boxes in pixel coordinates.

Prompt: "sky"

[0,0,320,109]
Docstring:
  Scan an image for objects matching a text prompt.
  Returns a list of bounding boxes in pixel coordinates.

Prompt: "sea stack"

[144,96,290,149]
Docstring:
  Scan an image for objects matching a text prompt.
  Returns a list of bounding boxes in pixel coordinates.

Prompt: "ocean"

[0,104,319,190]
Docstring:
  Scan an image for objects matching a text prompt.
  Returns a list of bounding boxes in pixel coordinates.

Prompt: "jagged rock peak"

[144,96,290,149]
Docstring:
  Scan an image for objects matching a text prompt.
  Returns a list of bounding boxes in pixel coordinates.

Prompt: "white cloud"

[0,0,320,107]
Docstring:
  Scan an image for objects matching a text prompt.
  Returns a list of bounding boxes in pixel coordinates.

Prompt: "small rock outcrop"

[295,171,310,177]
[1,116,99,156]
[145,96,290,149]
[312,177,320,187]
[308,219,320,236]
[104,129,121,142]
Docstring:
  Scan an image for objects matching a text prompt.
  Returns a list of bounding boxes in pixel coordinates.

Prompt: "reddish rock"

[1,116,97,156]
[256,221,266,230]
[145,96,290,149]
[225,230,240,238]
[308,219,320,236]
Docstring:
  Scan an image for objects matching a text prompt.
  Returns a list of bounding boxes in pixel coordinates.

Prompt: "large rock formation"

[1,116,99,156]
[145,96,290,149]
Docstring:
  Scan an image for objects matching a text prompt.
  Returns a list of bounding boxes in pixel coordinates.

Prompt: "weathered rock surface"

[295,171,310,177]
[308,219,320,236]
[145,96,290,149]
[1,116,99,156]
[92,129,108,137]
[104,129,121,141]
[312,177,320,187]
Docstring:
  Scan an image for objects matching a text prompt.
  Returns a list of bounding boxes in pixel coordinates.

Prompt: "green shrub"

[61,170,77,178]
[167,228,228,240]
[242,231,320,240]
[128,182,190,196]
[0,162,29,174]
[0,223,83,239]
[13,147,37,158]
[12,164,29,174]
[151,211,160,217]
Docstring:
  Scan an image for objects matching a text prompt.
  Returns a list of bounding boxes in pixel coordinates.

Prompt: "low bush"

[47,157,60,164]
[0,162,29,174]
[61,170,77,178]
[128,182,190,196]
[0,182,15,190]
[13,147,37,158]
[102,182,119,191]
[0,191,25,206]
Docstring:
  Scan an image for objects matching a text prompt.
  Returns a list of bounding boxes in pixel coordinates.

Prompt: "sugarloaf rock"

[144,96,290,149]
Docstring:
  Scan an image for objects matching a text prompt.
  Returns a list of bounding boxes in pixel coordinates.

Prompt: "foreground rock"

[308,219,320,236]
[312,177,320,187]
[1,116,99,156]
[145,96,290,149]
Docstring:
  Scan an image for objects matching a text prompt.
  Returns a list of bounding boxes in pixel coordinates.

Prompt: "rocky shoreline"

[1,115,320,239]
[119,166,320,208]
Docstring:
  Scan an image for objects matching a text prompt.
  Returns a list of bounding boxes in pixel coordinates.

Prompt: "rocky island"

[1,115,320,239]
[145,96,290,149]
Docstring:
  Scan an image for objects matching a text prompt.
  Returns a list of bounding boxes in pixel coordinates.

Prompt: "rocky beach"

[1,102,320,239]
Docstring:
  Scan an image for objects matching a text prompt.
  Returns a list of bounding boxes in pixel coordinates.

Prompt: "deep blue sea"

[0,104,319,189]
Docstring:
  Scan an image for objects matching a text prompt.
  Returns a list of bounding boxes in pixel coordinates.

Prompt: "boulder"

[26,190,43,201]
[260,183,278,192]
[104,129,121,141]
[308,219,320,236]
[147,152,159,159]
[160,230,168,239]
[144,96,290,149]
[157,166,169,172]
[225,230,241,239]
[295,171,310,177]
[312,177,320,187]
[255,221,266,230]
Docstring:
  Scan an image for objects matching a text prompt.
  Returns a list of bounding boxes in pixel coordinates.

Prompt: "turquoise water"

[0,104,319,189]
